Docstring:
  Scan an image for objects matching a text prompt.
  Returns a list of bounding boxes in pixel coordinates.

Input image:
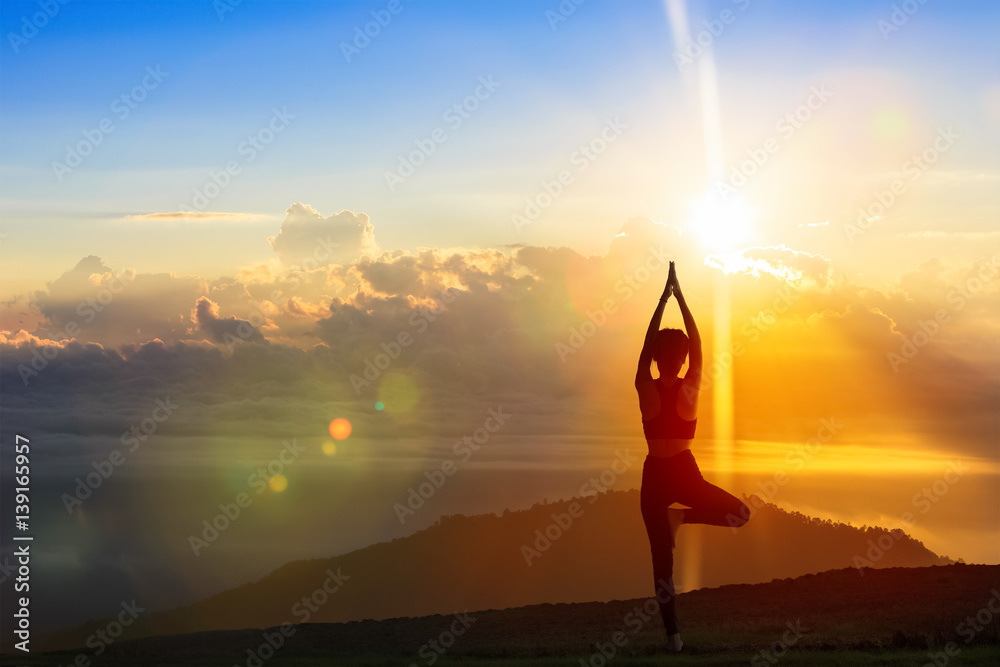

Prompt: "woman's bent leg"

[675,465,750,528]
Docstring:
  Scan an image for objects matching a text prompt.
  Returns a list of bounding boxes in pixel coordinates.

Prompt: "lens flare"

[322,441,337,456]
[375,401,384,411]
[329,418,352,440]
[269,474,288,492]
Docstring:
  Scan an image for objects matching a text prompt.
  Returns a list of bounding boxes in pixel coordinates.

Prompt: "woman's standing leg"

[640,459,680,637]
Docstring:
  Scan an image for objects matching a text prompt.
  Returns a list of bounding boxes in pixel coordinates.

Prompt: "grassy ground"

[4,646,1000,666]
[3,565,998,666]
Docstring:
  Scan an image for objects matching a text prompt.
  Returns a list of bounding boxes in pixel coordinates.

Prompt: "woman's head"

[652,328,689,377]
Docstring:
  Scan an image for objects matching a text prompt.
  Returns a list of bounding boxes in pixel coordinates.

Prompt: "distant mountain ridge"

[42,489,951,650]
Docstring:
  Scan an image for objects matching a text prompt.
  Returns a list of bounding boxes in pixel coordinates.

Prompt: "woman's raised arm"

[670,267,701,420]
[636,262,674,387]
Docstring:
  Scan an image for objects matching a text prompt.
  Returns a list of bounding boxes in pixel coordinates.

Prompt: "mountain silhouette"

[41,490,951,650]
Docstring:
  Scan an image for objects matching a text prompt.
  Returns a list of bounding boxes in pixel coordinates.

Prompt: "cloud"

[2,207,996,465]
[283,297,331,319]
[267,203,378,267]
[0,329,69,348]
[192,297,268,346]
[705,244,832,286]
[26,256,206,349]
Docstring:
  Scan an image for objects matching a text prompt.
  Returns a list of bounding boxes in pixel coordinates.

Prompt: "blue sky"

[1,0,998,288]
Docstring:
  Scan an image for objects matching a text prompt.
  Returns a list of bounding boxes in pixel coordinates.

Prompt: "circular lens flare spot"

[322,441,338,456]
[375,401,384,411]
[269,474,288,492]
[329,418,352,440]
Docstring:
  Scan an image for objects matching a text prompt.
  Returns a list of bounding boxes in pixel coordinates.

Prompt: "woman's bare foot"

[667,507,684,548]
[666,632,683,652]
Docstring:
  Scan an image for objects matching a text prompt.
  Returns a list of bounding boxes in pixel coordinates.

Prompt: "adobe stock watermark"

[716,84,832,202]
[408,613,477,667]
[887,256,999,372]
[545,0,586,31]
[673,0,752,70]
[52,65,169,182]
[393,406,510,524]
[923,589,1000,667]
[7,0,70,54]
[556,244,670,362]
[877,0,931,41]
[579,577,674,666]
[512,116,627,232]
[178,107,294,213]
[750,620,810,666]
[236,567,349,667]
[843,126,958,243]
[727,417,841,531]
[350,286,460,394]
[684,281,800,402]
[17,269,135,385]
[47,600,145,665]
[61,397,179,514]
[384,75,501,191]
[340,0,409,63]
[853,459,967,575]
[521,450,637,565]
[558,254,799,366]
[188,439,306,556]
[214,0,242,21]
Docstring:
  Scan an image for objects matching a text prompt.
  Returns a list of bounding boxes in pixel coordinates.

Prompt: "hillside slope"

[41,490,951,650]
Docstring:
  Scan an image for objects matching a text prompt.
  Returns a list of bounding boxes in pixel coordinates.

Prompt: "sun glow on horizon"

[693,440,998,476]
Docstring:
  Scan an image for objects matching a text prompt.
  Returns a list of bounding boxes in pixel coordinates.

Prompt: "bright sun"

[688,194,756,251]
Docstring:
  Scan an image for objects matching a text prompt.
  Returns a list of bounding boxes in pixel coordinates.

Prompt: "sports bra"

[641,377,697,440]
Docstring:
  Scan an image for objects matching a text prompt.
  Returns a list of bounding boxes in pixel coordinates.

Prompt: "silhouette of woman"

[635,261,749,652]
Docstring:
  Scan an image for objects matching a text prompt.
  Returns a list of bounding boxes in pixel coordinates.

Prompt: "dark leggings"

[639,449,749,635]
